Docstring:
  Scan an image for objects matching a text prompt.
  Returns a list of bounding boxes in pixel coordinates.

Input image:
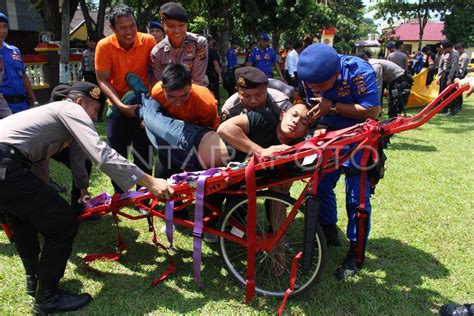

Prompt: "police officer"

[0,12,38,114]
[147,21,165,43]
[246,32,286,82]
[357,51,412,118]
[0,43,11,118]
[437,39,460,115]
[0,82,173,315]
[150,2,208,86]
[298,43,381,280]
[221,66,292,121]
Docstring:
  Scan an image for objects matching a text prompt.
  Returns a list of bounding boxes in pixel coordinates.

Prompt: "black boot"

[334,241,361,281]
[22,258,38,298]
[33,281,92,315]
[321,224,340,247]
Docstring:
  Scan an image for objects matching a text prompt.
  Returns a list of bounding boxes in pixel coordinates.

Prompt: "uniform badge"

[237,76,246,87]
[352,75,368,95]
[264,53,270,60]
[90,87,101,100]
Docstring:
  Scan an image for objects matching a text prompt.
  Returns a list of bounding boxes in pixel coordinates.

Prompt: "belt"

[0,143,32,168]
[3,95,25,104]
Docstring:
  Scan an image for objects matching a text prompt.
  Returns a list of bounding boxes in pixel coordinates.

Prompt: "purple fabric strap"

[165,200,175,250]
[192,168,221,286]
[85,193,111,209]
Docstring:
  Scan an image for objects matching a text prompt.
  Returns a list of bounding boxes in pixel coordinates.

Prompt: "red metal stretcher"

[1,81,470,314]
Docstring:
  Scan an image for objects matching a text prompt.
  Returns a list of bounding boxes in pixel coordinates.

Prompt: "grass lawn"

[1,98,473,315]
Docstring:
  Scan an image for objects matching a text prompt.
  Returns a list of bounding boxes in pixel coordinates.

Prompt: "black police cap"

[50,84,72,102]
[234,67,268,89]
[69,81,105,104]
[440,39,453,48]
[160,2,189,23]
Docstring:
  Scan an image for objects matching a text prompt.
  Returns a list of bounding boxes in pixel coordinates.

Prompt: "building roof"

[395,20,445,41]
[70,9,112,37]
[355,40,380,47]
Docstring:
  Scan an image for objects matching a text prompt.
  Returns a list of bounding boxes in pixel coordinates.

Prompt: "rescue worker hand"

[78,188,91,205]
[138,174,174,200]
[307,97,332,119]
[119,104,140,118]
[259,144,291,156]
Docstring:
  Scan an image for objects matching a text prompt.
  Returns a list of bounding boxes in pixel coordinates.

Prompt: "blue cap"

[297,43,340,84]
[148,21,163,30]
[0,12,8,24]
[386,42,395,49]
[259,32,270,41]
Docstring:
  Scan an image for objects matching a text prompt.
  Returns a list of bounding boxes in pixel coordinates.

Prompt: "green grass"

[1,99,473,315]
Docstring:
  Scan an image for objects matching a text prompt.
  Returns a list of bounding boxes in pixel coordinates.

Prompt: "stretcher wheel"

[217,191,327,298]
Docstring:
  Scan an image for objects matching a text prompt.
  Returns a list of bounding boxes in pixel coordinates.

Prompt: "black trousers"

[106,115,153,192]
[0,146,78,282]
[388,75,413,118]
[439,75,461,113]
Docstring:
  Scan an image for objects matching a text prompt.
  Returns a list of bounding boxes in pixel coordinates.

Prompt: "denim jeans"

[141,97,210,171]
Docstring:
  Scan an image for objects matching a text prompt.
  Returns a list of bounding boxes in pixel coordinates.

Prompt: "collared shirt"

[0,54,11,118]
[438,50,459,80]
[459,52,468,75]
[221,88,292,121]
[0,42,26,97]
[304,55,379,130]
[369,58,405,100]
[0,101,145,191]
[285,49,299,77]
[226,47,238,70]
[95,32,156,98]
[387,50,408,71]
[151,83,219,129]
[150,33,208,86]
[247,46,277,78]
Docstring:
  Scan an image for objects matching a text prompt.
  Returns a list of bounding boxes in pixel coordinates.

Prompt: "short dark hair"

[293,41,303,50]
[454,42,464,50]
[108,4,134,27]
[355,52,369,61]
[162,63,192,91]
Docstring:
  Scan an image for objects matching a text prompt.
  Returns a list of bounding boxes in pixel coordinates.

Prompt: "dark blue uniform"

[0,42,29,113]
[226,47,238,70]
[247,47,277,78]
[303,55,379,242]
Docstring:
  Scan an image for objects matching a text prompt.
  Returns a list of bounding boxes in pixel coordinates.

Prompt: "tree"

[59,0,70,84]
[371,0,447,50]
[33,0,80,41]
[442,1,474,47]
[79,0,111,39]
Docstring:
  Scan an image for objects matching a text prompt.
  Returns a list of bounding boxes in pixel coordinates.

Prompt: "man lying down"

[138,97,311,275]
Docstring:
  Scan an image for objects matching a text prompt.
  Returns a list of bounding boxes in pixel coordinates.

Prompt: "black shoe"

[321,224,340,247]
[34,282,92,315]
[26,274,37,298]
[334,242,360,281]
[440,303,473,316]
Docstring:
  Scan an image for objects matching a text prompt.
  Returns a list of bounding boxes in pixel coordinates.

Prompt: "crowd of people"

[0,2,473,315]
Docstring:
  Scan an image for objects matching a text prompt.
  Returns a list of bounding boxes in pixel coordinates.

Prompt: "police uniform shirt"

[305,55,379,131]
[438,50,459,81]
[82,49,96,73]
[0,101,145,191]
[247,46,277,78]
[0,42,26,97]
[387,50,408,71]
[226,47,238,70]
[0,55,11,118]
[459,52,468,75]
[368,58,405,99]
[221,88,292,121]
[150,32,208,86]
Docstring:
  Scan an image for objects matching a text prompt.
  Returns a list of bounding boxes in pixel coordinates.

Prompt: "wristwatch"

[328,100,337,115]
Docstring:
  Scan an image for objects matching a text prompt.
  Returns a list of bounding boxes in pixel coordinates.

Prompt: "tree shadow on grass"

[286,236,450,315]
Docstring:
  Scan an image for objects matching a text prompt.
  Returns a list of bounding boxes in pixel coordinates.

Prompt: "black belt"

[3,95,25,104]
[0,143,32,168]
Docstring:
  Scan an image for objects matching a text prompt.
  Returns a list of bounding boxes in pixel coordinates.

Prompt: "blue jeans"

[317,148,372,242]
[141,97,210,171]
[8,100,29,113]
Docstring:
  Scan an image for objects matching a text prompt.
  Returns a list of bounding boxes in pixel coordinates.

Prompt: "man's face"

[149,28,164,43]
[163,84,192,107]
[279,103,310,140]
[163,19,187,46]
[0,22,8,43]
[258,39,269,49]
[111,15,137,49]
[80,96,101,121]
[237,85,268,110]
[87,39,97,50]
[307,73,338,93]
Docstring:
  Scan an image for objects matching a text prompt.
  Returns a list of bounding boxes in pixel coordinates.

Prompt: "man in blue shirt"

[0,12,38,113]
[246,32,285,82]
[226,39,239,70]
[298,43,381,280]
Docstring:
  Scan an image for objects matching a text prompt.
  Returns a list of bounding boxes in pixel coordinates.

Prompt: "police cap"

[148,21,163,31]
[297,43,340,84]
[0,12,8,24]
[69,82,105,104]
[50,84,72,102]
[259,32,270,41]
[386,42,395,49]
[440,39,453,48]
[234,67,268,89]
[160,2,189,23]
